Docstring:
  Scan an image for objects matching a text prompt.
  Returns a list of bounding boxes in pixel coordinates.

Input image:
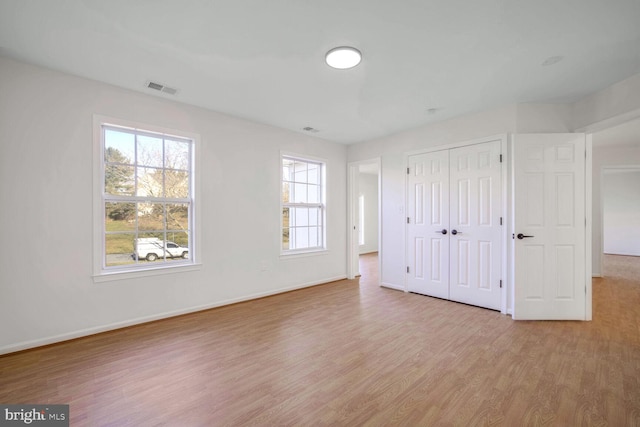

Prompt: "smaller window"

[281,155,326,253]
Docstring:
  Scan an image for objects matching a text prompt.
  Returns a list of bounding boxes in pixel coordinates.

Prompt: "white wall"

[358,172,378,254]
[515,103,573,133]
[573,73,640,131]
[602,170,640,256]
[590,147,640,276]
[0,56,347,354]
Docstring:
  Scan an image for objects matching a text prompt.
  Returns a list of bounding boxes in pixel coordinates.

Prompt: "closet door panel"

[407,150,450,299]
[449,141,502,310]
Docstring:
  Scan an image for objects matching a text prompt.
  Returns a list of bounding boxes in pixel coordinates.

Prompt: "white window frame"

[93,115,201,282]
[280,152,327,256]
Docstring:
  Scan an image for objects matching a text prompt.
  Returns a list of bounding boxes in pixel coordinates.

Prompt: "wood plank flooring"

[1,253,639,426]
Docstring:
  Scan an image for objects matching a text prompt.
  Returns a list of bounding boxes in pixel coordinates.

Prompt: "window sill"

[93,262,202,283]
[280,249,328,260]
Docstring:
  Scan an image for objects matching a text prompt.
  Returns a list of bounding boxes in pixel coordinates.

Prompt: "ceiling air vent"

[146,81,178,95]
[302,126,320,133]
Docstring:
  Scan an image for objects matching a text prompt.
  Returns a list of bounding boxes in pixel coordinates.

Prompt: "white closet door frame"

[404,134,508,314]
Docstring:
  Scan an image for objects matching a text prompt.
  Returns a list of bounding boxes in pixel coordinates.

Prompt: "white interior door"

[449,141,502,310]
[513,134,586,320]
[407,150,450,299]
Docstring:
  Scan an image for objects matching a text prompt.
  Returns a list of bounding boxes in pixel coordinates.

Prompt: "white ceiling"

[1,0,640,144]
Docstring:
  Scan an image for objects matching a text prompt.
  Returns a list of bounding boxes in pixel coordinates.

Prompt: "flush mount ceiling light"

[325,46,362,69]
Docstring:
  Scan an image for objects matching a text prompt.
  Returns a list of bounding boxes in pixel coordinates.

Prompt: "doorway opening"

[602,254,640,282]
[347,159,381,283]
[601,167,640,281]
[358,252,379,287]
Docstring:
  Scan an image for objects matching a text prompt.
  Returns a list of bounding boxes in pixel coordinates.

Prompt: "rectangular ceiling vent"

[146,81,178,95]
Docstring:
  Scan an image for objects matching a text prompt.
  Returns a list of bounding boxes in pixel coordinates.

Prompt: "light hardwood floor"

[1,253,639,426]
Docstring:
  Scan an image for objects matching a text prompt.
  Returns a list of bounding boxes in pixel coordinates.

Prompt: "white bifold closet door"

[407,141,502,310]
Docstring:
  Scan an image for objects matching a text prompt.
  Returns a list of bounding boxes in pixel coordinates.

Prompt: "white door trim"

[404,134,508,314]
[585,135,593,320]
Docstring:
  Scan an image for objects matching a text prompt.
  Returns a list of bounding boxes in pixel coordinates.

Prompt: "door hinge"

[500,279,503,289]
[499,154,503,163]
[407,266,410,273]
[407,217,410,224]
[407,167,410,175]
[500,217,503,225]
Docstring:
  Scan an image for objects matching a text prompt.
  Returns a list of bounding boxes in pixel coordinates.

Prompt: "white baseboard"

[0,275,347,355]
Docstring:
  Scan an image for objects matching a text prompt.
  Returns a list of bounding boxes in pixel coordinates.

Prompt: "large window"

[281,155,326,253]
[98,122,195,273]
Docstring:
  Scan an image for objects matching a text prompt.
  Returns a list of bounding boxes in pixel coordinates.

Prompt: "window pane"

[165,139,190,170]
[164,170,189,198]
[105,165,135,196]
[282,207,289,228]
[136,233,166,261]
[137,134,163,167]
[308,184,320,204]
[282,182,290,203]
[138,203,164,231]
[105,202,136,231]
[294,226,309,249]
[293,183,307,203]
[165,232,189,260]
[282,158,294,182]
[293,161,307,182]
[309,227,319,247]
[105,129,135,164]
[309,208,319,226]
[166,203,188,231]
[105,233,135,267]
[282,227,290,250]
[308,163,319,184]
[289,207,297,227]
[166,231,189,251]
[294,207,309,227]
[137,167,163,197]
[288,227,296,250]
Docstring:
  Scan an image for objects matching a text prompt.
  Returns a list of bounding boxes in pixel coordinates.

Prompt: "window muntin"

[102,124,193,270]
[281,156,325,253]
